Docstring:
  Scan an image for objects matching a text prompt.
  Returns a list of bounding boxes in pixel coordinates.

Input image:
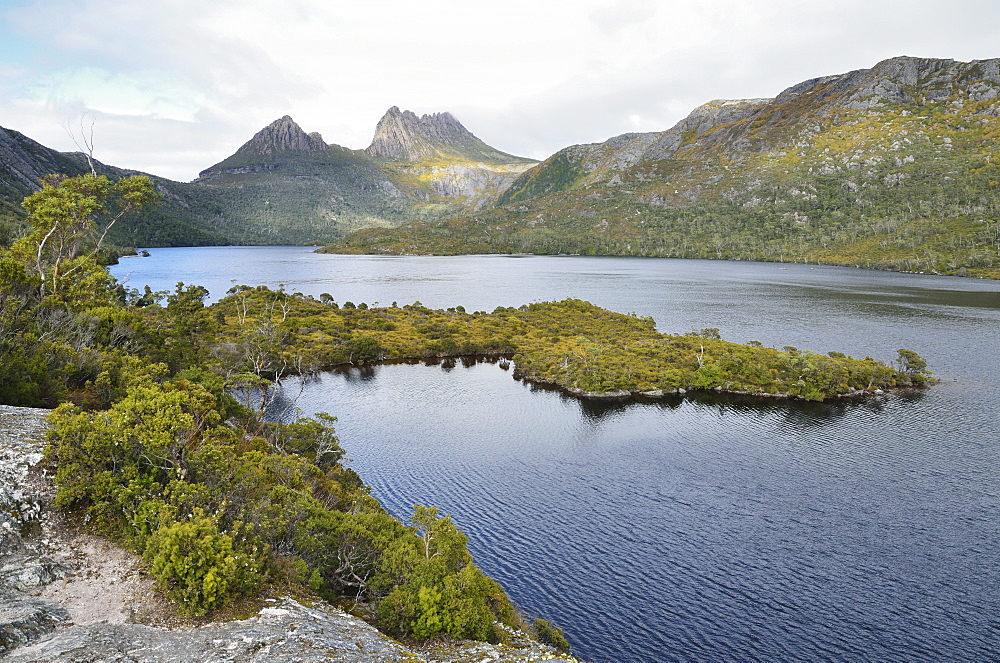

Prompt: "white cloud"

[25,67,206,121]
[1,0,998,181]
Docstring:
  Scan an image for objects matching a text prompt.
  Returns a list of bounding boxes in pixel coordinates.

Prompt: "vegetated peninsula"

[210,287,930,403]
[324,56,1000,279]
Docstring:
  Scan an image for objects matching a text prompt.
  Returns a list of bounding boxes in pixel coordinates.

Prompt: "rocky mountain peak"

[773,56,1000,113]
[238,116,327,156]
[366,107,477,161]
[365,107,533,164]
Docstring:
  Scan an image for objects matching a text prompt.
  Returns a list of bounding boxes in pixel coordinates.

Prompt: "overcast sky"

[1,0,997,182]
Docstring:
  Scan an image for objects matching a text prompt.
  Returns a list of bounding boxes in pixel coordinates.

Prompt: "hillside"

[326,56,1000,278]
[0,127,234,249]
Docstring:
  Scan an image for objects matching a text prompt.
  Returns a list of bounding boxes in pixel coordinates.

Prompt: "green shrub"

[533,618,571,652]
[143,510,264,616]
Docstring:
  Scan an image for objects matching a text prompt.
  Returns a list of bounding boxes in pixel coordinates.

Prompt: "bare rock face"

[366,106,534,165]
[196,116,329,178]
[240,115,328,156]
[366,106,475,161]
[3,598,415,663]
[0,405,69,657]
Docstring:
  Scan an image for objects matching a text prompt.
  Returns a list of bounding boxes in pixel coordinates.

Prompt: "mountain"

[0,127,231,249]
[191,115,415,243]
[0,110,536,249]
[366,106,532,164]
[189,110,536,243]
[328,56,1000,278]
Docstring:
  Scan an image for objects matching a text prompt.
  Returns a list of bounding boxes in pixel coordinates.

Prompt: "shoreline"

[307,353,915,405]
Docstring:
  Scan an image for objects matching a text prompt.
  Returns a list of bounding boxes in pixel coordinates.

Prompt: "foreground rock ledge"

[0,405,578,662]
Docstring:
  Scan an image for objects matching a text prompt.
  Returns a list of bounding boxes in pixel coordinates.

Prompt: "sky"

[0,0,997,182]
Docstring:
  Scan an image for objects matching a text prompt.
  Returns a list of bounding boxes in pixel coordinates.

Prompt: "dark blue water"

[111,248,1000,662]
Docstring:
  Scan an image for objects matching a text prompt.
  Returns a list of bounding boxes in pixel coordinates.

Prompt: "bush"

[533,618,572,653]
[143,510,264,616]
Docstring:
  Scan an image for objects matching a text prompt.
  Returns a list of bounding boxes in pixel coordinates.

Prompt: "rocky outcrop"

[233,115,328,156]
[197,116,330,178]
[0,405,68,657]
[5,597,574,663]
[366,107,535,165]
[0,405,577,662]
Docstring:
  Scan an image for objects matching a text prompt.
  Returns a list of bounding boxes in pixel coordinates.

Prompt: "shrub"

[143,510,264,616]
[533,618,572,653]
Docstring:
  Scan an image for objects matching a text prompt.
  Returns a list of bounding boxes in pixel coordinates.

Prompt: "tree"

[11,173,157,302]
[896,348,930,383]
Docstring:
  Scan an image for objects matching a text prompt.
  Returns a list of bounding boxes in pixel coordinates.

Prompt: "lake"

[111,247,1000,662]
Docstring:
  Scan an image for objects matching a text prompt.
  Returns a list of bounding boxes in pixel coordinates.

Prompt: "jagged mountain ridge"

[330,56,1000,278]
[366,106,534,164]
[191,109,536,242]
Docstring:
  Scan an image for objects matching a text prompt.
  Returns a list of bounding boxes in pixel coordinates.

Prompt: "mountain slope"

[189,111,536,243]
[0,126,92,244]
[328,56,1000,278]
[0,127,230,249]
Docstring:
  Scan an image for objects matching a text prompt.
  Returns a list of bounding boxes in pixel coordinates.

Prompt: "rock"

[0,595,68,657]
[365,107,535,165]
[3,598,415,663]
[5,597,576,662]
[197,116,328,178]
[236,115,327,156]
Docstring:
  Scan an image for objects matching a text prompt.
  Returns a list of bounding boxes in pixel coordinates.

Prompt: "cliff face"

[365,106,534,165]
[0,406,578,662]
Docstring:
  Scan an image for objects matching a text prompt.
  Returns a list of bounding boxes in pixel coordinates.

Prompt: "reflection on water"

[281,358,996,663]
